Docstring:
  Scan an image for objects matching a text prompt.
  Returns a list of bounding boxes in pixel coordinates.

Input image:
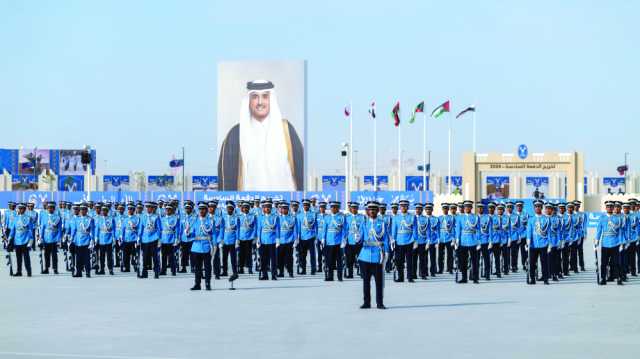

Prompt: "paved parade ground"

[1,246,639,359]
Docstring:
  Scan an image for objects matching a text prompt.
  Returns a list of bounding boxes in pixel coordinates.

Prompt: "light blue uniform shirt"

[238,212,257,241]
[439,215,455,243]
[190,215,213,253]
[94,216,115,245]
[160,214,180,245]
[549,215,561,247]
[297,210,317,241]
[278,214,297,244]
[256,213,279,245]
[595,214,621,248]
[358,216,390,264]
[324,212,347,246]
[139,213,162,244]
[219,213,240,245]
[478,214,492,244]
[180,212,197,243]
[72,216,94,247]
[9,214,33,246]
[39,212,63,244]
[346,213,365,245]
[456,213,479,247]
[526,214,550,249]
[414,215,429,244]
[392,213,415,245]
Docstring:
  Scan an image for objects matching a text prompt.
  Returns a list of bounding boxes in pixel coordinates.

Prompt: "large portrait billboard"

[217,60,306,191]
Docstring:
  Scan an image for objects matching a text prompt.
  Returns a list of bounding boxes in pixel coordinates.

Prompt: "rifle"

[3,239,13,276]
[62,235,70,272]
[453,242,459,283]
[295,241,303,275]
[594,244,600,285]
[136,241,143,278]
[37,229,44,274]
[526,244,532,284]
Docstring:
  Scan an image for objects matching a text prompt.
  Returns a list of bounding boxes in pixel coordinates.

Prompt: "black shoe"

[617,280,624,286]
[249,270,254,274]
[529,280,536,285]
[544,280,550,285]
[473,280,479,284]
[497,274,502,278]
[190,285,201,291]
[85,274,90,278]
[109,270,114,275]
[215,275,220,280]
[632,273,638,277]
[160,270,167,276]
[221,272,228,277]
[457,279,468,284]
[229,274,239,282]
[54,270,59,275]
[42,269,49,274]
[437,270,443,274]
[205,283,212,291]
[408,278,415,283]
[420,276,427,280]
[238,269,244,274]
[448,270,453,274]
[376,304,387,310]
[599,280,607,285]
[259,276,268,281]
[552,276,558,282]
[277,273,284,278]
[14,272,22,277]
[311,271,316,275]
[154,273,159,279]
[271,276,277,280]
[338,276,343,282]
[27,272,32,277]
[289,273,294,278]
[179,268,187,273]
[580,267,585,272]
[72,273,81,278]
[360,303,371,309]
[394,279,404,283]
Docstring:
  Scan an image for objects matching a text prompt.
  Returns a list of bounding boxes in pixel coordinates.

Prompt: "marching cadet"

[38,201,62,274]
[290,200,300,217]
[392,200,415,282]
[66,203,80,272]
[208,201,224,279]
[438,204,455,274]
[358,201,390,310]
[157,200,165,217]
[238,201,257,274]
[412,203,428,280]
[478,203,492,280]
[114,203,125,267]
[423,203,440,278]
[8,203,34,277]
[71,203,94,278]
[179,200,196,273]
[315,201,328,273]
[526,200,550,285]
[345,202,365,278]
[595,201,623,285]
[455,201,480,284]
[190,202,214,291]
[629,200,639,277]
[160,203,180,276]
[549,203,562,281]
[3,202,16,240]
[379,203,393,273]
[574,201,587,271]
[297,199,317,275]
[491,203,506,278]
[620,202,631,282]
[387,202,399,270]
[135,202,144,215]
[26,202,38,250]
[560,202,574,277]
[256,199,279,280]
[276,202,297,278]
[323,201,347,281]
[94,205,115,275]
[139,202,161,279]
[219,201,240,281]
[515,201,528,271]
[120,203,139,272]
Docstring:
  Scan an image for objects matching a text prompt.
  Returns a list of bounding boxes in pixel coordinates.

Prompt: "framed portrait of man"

[217,60,306,191]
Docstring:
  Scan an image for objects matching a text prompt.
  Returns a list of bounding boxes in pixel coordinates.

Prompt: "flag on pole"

[455,105,476,119]
[169,158,184,168]
[431,100,450,119]
[368,101,376,119]
[391,101,400,127]
[344,105,351,118]
[409,101,425,123]
[617,165,628,175]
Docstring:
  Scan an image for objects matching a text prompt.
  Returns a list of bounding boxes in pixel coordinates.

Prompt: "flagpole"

[181,146,185,203]
[349,101,353,197]
[373,105,377,192]
[448,113,452,195]
[472,107,477,154]
[398,118,402,191]
[423,112,427,194]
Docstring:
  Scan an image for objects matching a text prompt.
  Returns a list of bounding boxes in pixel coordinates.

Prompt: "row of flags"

[344,100,476,127]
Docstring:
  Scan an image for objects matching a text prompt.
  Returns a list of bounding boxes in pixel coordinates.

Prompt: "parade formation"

[2,196,637,309]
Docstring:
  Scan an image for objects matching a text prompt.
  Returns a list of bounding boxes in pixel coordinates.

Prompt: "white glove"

[594,240,599,249]
[294,239,299,247]
[89,241,95,249]
[218,242,223,249]
[507,239,511,248]
[276,240,280,248]
[560,241,565,249]
[488,242,493,250]
[547,245,552,253]
[476,243,481,251]
[235,240,240,248]
[157,241,162,248]
[413,242,418,250]
[252,239,257,245]
[37,239,42,246]
[256,240,261,248]
[619,244,624,252]
[321,239,325,246]
[454,241,459,250]
[28,240,34,248]
[390,240,396,250]
[380,252,386,265]
[173,241,179,247]
[340,240,346,249]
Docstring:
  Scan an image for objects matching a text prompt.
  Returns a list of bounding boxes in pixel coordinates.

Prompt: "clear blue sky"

[1,1,638,177]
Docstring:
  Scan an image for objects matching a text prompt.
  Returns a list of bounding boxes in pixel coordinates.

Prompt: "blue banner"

[445,176,463,194]
[103,175,130,191]
[192,176,218,190]
[322,176,345,191]
[0,149,18,174]
[148,176,174,191]
[58,175,84,191]
[405,176,429,191]
[351,191,433,207]
[12,175,38,191]
[363,175,389,191]
[603,177,625,187]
